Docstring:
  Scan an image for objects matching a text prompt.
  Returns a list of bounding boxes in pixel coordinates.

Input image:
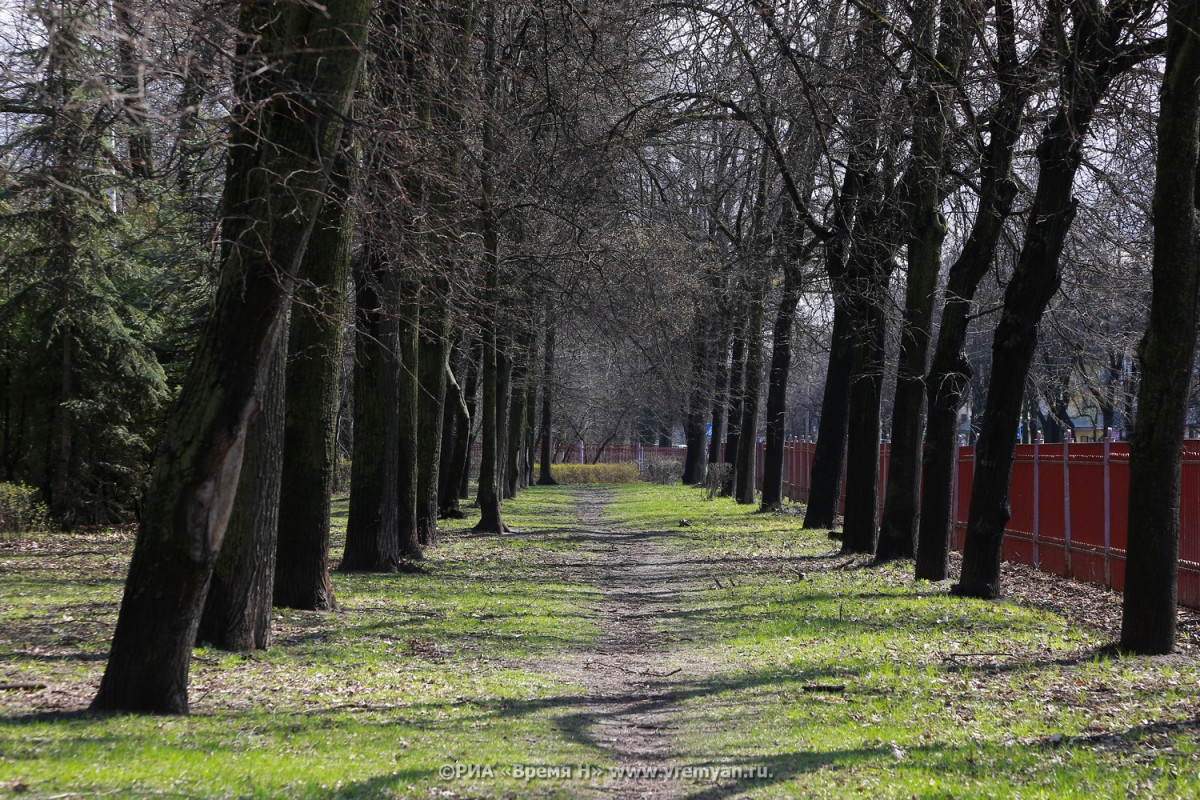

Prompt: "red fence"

[750,437,1200,609]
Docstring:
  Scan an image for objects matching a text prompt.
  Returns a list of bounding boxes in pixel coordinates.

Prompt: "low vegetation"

[2,483,1198,798]
[542,463,639,484]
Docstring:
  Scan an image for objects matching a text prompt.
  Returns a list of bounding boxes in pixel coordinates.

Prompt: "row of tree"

[3,0,1198,714]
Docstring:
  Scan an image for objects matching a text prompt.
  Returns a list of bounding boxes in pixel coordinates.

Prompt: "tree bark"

[197,329,285,651]
[395,290,422,559]
[721,309,747,496]
[438,347,470,518]
[954,10,1133,596]
[760,261,804,510]
[505,341,530,499]
[538,318,557,485]
[707,300,733,469]
[877,0,966,561]
[273,111,356,612]
[343,250,403,572]
[91,0,368,714]
[735,283,766,505]
[914,0,1026,579]
[458,340,480,499]
[681,315,711,485]
[1120,3,1200,654]
[803,303,852,529]
[416,292,451,546]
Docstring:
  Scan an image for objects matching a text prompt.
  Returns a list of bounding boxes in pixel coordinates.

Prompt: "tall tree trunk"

[760,261,804,510]
[395,290,422,559]
[955,13,1132,596]
[707,301,732,469]
[475,21,507,534]
[681,317,711,485]
[538,318,557,485]
[914,1,1026,579]
[803,303,853,529]
[458,340,480,499]
[273,110,357,612]
[1121,4,1200,654]
[198,330,285,651]
[343,251,403,571]
[505,342,529,499]
[721,310,747,497]
[877,0,966,561]
[417,292,451,546]
[735,283,766,505]
[802,168,860,530]
[439,345,470,518]
[91,0,368,714]
[496,343,513,499]
[840,256,891,555]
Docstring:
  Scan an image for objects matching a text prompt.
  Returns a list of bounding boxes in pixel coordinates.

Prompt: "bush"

[539,463,640,485]
[642,456,683,485]
[0,482,50,540]
[704,463,732,499]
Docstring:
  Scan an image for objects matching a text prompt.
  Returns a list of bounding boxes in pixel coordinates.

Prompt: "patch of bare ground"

[563,488,701,800]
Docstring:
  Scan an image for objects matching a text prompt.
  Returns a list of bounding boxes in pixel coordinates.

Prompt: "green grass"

[0,486,607,799]
[596,483,1200,799]
[2,482,1199,798]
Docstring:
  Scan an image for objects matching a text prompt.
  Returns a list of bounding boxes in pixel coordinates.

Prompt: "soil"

[569,489,691,800]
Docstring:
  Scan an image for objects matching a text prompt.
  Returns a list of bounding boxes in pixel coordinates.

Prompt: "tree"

[91,0,370,713]
[274,119,359,611]
[1120,0,1200,654]
[954,0,1160,599]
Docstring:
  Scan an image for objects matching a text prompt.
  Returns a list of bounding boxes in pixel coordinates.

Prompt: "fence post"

[1063,430,1072,576]
[1033,432,1042,568]
[579,440,585,465]
[637,442,644,473]
[1103,427,1114,588]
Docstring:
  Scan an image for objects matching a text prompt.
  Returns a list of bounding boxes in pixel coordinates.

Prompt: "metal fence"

[751,436,1200,608]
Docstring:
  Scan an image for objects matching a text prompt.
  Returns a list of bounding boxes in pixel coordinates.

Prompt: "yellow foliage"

[538,463,640,485]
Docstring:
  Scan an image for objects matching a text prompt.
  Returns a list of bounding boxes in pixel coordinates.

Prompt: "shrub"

[704,463,732,499]
[642,456,683,485]
[0,482,50,540]
[539,463,640,485]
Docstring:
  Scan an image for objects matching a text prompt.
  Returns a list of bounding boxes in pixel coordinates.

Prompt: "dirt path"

[569,488,694,800]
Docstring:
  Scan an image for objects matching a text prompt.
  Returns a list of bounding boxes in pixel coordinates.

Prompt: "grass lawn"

[1,482,1199,798]
[602,484,1200,799]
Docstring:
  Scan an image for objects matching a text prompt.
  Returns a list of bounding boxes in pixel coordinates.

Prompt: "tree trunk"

[538,318,557,485]
[735,284,766,505]
[273,114,356,612]
[877,0,965,561]
[395,291,422,559]
[505,342,529,499]
[681,317,711,485]
[343,250,403,572]
[955,108,1105,598]
[198,329,285,651]
[438,348,470,518]
[721,311,747,497]
[1121,4,1200,654]
[803,302,852,529]
[840,277,889,555]
[91,0,368,714]
[914,5,1026,578]
[760,262,803,510]
[417,292,451,546]
[496,343,513,499]
[458,340,480,499]
[707,302,733,469]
